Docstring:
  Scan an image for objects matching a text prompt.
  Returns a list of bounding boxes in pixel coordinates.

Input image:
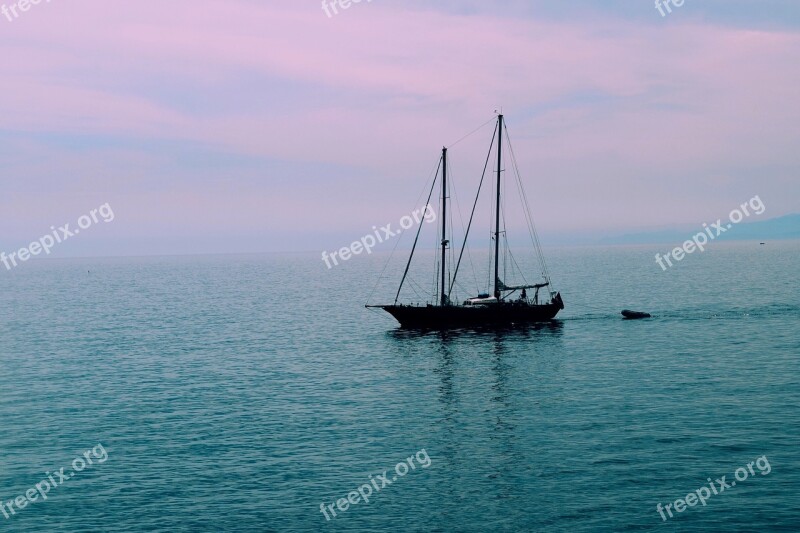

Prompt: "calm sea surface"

[0,241,798,531]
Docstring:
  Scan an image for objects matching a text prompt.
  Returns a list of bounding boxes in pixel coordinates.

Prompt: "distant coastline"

[595,213,800,246]
[542,213,800,247]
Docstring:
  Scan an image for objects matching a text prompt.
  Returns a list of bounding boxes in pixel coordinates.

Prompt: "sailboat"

[367,114,564,328]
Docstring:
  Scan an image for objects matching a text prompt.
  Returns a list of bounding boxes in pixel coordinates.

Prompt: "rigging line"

[366,305,398,323]
[453,279,471,298]
[446,116,498,150]
[503,231,509,285]
[405,274,425,301]
[505,123,552,286]
[435,204,439,298]
[367,220,409,303]
[448,122,498,299]
[446,158,459,296]
[394,156,441,304]
[446,157,478,298]
[433,258,439,303]
[501,122,537,285]
[367,154,443,304]
[447,172,455,300]
[508,142,539,269]
[500,140,510,285]
[463,228,479,295]
[514,164,547,281]
[487,158,495,294]
[517,165,548,283]
[507,247,528,285]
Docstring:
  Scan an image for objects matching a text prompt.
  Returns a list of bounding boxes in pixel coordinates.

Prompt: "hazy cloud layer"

[1,1,798,254]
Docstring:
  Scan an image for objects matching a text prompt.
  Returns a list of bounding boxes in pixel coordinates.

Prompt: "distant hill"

[596,213,800,245]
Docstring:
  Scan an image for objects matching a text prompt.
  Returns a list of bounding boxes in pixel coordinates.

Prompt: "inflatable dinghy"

[621,310,651,319]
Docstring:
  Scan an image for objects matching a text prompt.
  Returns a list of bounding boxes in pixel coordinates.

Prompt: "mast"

[440,147,448,306]
[494,115,503,299]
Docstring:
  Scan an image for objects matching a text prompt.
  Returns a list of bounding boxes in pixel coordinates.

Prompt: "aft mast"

[440,147,448,306]
[494,115,503,300]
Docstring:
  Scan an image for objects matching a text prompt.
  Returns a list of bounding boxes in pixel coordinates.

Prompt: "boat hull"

[378,302,562,329]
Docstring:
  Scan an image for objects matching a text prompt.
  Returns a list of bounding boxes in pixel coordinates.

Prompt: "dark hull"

[621,310,651,319]
[379,302,562,329]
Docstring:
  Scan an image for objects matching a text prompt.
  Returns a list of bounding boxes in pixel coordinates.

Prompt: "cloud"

[0,1,798,252]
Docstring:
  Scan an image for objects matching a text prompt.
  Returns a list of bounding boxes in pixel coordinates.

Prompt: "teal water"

[0,241,798,531]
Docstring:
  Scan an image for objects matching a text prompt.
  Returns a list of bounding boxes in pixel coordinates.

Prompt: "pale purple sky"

[1,0,798,256]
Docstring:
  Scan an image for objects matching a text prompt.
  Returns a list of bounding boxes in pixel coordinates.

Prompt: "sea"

[0,240,798,532]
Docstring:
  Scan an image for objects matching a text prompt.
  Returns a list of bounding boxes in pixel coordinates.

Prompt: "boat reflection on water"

[384,317,566,510]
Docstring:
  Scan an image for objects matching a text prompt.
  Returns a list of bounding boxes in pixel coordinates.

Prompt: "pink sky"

[0,1,798,254]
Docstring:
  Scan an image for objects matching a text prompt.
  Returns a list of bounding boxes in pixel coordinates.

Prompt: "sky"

[0,0,798,256]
